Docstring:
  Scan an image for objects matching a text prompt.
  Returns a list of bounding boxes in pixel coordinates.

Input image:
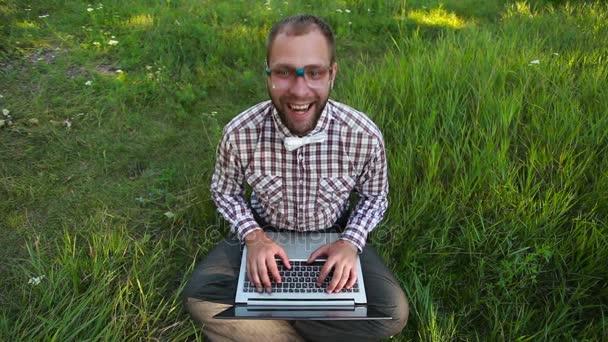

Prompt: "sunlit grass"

[406,6,473,29]
[14,21,40,29]
[124,14,154,28]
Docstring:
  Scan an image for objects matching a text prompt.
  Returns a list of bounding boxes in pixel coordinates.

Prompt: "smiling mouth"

[288,103,312,113]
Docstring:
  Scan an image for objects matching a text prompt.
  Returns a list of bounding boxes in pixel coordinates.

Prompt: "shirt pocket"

[246,173,283,205]
[316,176,356,210]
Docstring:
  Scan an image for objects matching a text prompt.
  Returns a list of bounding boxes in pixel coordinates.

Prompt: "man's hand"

[306,240,358,294]
[244,230,291,293]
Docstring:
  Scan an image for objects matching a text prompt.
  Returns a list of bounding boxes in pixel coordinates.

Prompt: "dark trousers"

[182,219,409,341]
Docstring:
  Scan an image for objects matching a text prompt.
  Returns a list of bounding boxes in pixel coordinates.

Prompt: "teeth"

[290,104,309,111]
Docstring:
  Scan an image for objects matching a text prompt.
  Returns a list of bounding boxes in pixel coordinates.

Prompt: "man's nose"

[288,75,311,95]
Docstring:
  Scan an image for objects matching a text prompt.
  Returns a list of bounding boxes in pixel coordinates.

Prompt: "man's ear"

[330,62,338,89]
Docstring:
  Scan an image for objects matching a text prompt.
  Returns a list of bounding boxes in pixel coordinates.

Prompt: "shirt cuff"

[339,232,367,253]
[235,217,261,242]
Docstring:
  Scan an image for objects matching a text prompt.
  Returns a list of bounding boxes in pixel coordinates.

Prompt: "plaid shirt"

[210,99,388,251]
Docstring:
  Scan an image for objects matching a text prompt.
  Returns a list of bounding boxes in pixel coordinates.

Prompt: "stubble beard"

[269,95,330,137]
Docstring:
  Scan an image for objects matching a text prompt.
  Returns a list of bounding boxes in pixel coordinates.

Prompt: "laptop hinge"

[247,299,355,307]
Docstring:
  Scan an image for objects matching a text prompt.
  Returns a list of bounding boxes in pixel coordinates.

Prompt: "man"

[183,14,408,341]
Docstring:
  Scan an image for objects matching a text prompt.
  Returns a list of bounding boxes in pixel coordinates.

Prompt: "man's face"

[266,30,337,136]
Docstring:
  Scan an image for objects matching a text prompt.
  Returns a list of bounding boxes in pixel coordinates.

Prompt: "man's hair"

[266,14,336,65]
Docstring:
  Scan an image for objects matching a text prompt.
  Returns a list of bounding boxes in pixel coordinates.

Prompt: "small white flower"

[93,41,100,46]
[2,109,9,116]
[25,8,32,11]
[552,52,559,56]
[116,69,123,73]
[85,80,92,86]
[108,40,118,45]
[87,7,94,12]
[528,59,540,65]
[28,275,46,285]
[0,94,4,98]
[111,35,115,38]
[145,65,152,70]
[38,14,49,18]
[336,9,343,13]
[64,119,72,128]
[349,22,352,25]
[345,9,351,13]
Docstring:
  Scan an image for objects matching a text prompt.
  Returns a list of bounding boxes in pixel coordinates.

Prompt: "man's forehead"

[268,30,331,64]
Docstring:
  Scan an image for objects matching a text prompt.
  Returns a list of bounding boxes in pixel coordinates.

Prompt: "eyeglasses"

[265,65,332,89]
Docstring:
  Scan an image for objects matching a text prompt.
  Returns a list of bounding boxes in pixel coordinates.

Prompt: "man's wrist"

[338,239,359,253]
[243,228,265,245]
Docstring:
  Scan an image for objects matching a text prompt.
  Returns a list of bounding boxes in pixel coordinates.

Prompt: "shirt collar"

[270,100,333,138]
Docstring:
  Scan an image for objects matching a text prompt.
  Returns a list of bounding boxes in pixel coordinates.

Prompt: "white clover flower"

[28,275,46,285]
[108,40,118,45]
[93,41,100,46]
[2,109,9,116]
[87,7,94,12]
[528,59,540,65]
[336,9,343,13]
[345,9,351,13]
[116,69,123,73]
[85,80,92,86]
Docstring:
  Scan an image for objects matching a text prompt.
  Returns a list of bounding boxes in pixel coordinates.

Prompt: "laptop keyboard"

[243,260,360,293]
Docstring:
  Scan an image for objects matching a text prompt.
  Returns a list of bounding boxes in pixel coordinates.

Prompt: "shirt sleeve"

[210,130,261,241]
[340,137,389,252]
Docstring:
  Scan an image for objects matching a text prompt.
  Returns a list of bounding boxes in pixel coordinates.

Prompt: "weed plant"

[1,0,607,340]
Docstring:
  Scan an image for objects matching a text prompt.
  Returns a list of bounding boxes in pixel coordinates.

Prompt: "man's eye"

[274,70,291,77]
[307,69,325,79]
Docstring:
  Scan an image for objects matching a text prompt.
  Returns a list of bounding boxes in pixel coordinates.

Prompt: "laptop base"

[214,304,392,320]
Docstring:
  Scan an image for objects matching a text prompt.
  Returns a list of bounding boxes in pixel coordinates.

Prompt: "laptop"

[214,231,391,320]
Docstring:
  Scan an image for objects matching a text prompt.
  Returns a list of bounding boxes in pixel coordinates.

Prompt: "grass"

[1,0,607,340]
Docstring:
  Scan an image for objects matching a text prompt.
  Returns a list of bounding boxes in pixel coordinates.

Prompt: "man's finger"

[334,265,350,293]
[258,259,272,292]
[307,245,327,264]
[249,262,262,293]
[317,259,334,287]
[328,264,344,293]
[277,248,291,270]
[268,255,282,284]
[346,268,357,289]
